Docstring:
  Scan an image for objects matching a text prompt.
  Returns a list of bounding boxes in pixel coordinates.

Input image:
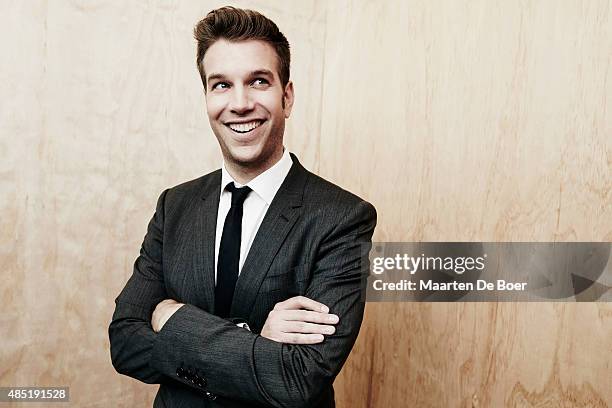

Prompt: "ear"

[283,81,295,118]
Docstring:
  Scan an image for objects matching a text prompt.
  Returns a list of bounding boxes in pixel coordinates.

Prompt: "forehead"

[203,39,279,79]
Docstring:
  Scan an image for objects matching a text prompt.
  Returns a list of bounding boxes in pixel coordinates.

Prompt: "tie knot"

[226,182,251,207]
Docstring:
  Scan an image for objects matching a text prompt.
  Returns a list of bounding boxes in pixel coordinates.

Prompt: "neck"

[225,149,284,185]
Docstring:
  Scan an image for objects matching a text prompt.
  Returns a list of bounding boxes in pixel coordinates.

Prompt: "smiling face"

[203,39,294,180]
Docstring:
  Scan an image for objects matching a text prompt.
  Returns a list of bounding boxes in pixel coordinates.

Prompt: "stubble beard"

[217,122,284,174]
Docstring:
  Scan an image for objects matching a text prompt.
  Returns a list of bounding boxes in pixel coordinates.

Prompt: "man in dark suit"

[109,6,376,407]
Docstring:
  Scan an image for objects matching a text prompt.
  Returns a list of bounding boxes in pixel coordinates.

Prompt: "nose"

[229,87,254,115]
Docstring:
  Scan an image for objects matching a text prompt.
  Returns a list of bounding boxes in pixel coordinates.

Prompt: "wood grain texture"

[0,0,610,407]
[322,1,612,407]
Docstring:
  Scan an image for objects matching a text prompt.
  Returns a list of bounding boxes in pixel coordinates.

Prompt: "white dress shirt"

[214,149,293,284]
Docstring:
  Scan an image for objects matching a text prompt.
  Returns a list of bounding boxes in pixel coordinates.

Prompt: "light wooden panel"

[320,1,612,407]
[0,1,325,406]
[1,0,610,407]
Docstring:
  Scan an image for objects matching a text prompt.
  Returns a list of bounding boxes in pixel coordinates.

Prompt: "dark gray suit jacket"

[109,154,377,407]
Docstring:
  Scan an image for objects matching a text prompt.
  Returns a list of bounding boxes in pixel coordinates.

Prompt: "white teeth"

[228,121,263,133]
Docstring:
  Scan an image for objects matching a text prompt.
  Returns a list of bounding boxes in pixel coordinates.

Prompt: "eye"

[251,78,270,87]
[211,82,229,91]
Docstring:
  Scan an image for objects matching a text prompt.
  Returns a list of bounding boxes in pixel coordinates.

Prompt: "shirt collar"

[220,149,293,205]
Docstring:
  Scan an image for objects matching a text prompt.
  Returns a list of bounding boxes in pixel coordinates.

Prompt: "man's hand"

[151,299,185,332]
[261,296,339,344]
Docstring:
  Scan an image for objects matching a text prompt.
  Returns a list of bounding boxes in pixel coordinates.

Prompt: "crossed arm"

[152,296,339,344]
[109,191,376,407]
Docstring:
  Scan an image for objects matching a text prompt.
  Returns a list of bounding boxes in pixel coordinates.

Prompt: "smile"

[226,120,264,134]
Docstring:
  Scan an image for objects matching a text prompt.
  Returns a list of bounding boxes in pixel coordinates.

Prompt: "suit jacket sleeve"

[109,189,169,384]
[110,189,377,407]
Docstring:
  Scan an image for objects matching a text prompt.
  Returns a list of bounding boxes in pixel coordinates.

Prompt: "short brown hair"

[194,6,291,88]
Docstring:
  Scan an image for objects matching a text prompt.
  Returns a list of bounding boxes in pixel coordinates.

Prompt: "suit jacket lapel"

[195,170,221,313]
[230,154,308,319]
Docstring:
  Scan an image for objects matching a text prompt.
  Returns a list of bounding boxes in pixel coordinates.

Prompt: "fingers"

[261,296,340,345]
[157,299,178,308]
[151,299,184,333]
[261,316,327,344]
[266,310,338,326]
[263,309,338,339]
[281,333,325,344]
[274,295,329,313]
[281,310,339,324]
[281,321,336,335]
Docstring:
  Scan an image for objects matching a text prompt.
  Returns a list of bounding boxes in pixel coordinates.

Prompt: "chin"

[227,146,267,166]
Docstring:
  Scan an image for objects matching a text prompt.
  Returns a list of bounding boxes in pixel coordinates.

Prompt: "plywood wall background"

[1,1,610,407]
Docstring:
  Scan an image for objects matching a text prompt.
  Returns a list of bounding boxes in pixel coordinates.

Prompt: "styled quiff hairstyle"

[194,7,291,89]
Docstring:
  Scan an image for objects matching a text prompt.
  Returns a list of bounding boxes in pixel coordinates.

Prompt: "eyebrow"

[206,69,275,83]
[207,73,225,83]
[250,69,274,78]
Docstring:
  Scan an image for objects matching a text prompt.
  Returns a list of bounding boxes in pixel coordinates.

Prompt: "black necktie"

[215,182,251,318]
